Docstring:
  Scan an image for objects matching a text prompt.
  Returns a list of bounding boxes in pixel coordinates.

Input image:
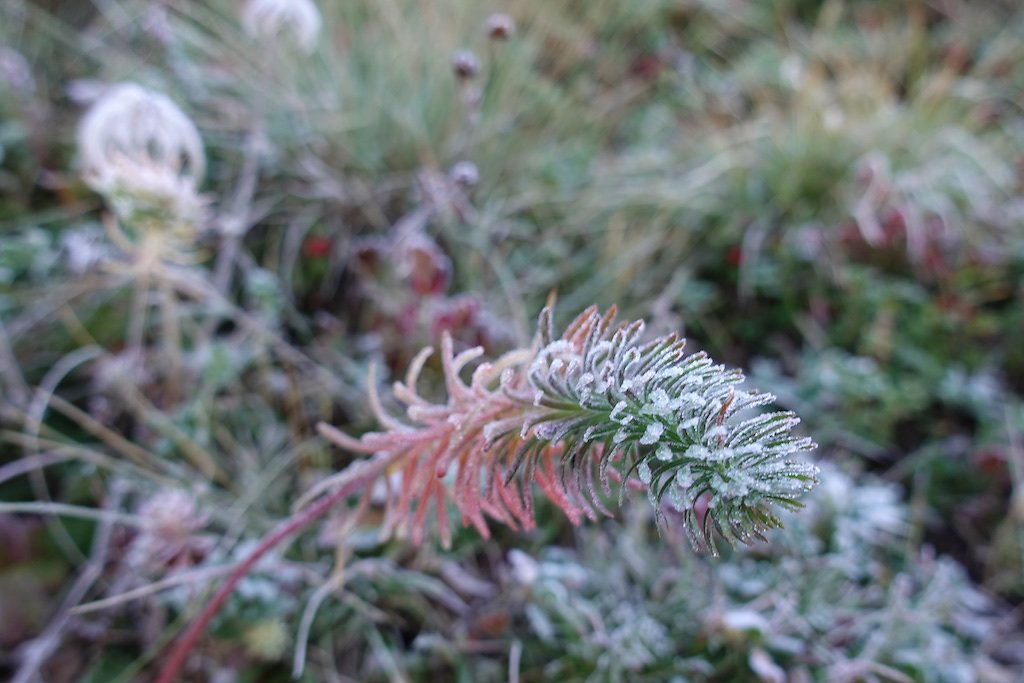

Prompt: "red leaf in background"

[398,304,419,335]
[431,296,479,337]
[630,54,663,80]
[302,235,332,259]
[973,446,1008,479]
[880,207,906,244]
[405,239,452,296]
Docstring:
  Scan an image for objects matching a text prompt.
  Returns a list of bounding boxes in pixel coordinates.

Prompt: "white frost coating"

[533,423,556,440]
[577,371,595,402]
[643,388,676,416]
[711,471,750,498]
[674,464,694,490]
[482,421,502,442]
[622,370,655,395]
[507,549,540,586]
[637,460,652,484]
[640,421,664,445]
[532,341,577,369]
[517,306,819,548]
[677,417,699,433]
[705,446,737,462]
[668,485,686,510]
[720,609,769,636]
[678,392,707,407]
[685,444,711,460]
[706,425,729,442]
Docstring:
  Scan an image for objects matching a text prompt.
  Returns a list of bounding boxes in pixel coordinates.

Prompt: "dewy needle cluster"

[325,306,818,552]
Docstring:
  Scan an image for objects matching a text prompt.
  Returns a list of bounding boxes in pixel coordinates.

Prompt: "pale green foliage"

[495,466,1015,682]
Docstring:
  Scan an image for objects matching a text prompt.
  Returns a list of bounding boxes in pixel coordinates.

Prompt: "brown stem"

[155,450,393,683]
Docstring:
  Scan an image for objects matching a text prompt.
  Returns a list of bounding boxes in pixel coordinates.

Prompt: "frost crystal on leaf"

[323,305,818,552]
[640,422,664,445]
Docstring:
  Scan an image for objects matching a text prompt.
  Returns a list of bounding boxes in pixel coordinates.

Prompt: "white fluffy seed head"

[77,83,205,226]
[242,0,322,54]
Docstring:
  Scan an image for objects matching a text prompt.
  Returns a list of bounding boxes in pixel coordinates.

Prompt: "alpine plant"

[327,306,818,553]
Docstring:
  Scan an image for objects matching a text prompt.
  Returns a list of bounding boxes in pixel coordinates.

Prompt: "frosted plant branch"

[328,305,818,552]
[156,305,819,681]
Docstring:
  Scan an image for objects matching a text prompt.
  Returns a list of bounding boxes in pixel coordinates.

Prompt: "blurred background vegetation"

[1,0,1023,680]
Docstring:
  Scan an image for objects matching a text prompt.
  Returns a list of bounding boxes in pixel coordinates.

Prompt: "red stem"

[155,459,389,683]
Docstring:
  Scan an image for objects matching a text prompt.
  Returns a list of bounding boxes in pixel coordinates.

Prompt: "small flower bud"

[403,234,452,296]
[449,160,479,189]
[452,50,480,80]
[485,13,515,41]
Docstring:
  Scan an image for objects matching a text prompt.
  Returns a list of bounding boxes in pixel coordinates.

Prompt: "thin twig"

[0,453,71,487]
[1,427,177,487]
[509,639,522,683]
[293,571,346,678]
[27,345,105,565]
[71,560,317,616]
[212,128,263,294]
[44,393,167,472]
[157,272,184,404]
[0,501,147,527]
[0,315,29,408]
[154,446,397,683]
[293,485,373,677]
